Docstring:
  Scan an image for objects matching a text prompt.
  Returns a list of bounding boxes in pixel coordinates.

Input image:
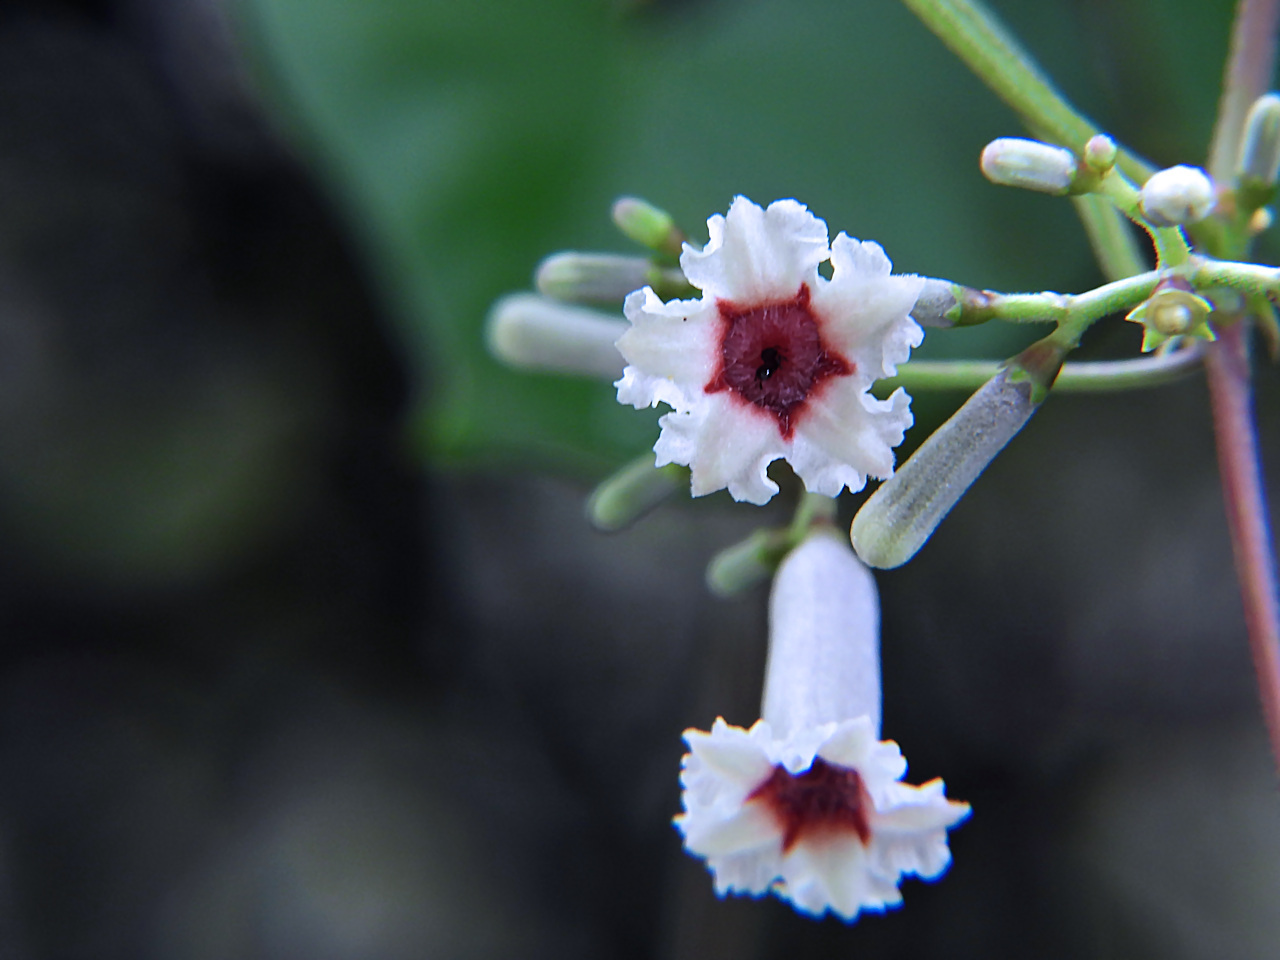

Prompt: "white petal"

[614,288,719,410]
[655,398,784,504]
[681,197,829,303]
[874,779,971,834]
[813,717,878,768]
[708,847,784,895]
[681,803,778,858]
[787,384,914,495]
[684,720,775,789]
[812,233,924,381]
[780,835,895,920]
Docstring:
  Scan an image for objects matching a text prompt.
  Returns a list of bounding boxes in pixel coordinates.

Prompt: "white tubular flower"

[615,197,924,505]
[675,532,969,922]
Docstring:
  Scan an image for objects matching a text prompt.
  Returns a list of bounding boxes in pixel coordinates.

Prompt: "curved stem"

[878,344,1204,395]
[1204,321,1280,775]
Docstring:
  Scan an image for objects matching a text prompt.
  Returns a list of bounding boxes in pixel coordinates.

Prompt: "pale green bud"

[980,138,1077,194]
[587,457,687,532]
[1139,165,1215,226]
[486,293,625,379]
[536,253,654,303]
[705,528,790,597]
[1238,93,1280,188]
[611,197,685,258]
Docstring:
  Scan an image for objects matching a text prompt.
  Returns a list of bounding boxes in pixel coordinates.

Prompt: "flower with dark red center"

[616,196,924,504]
[675,531,969,921]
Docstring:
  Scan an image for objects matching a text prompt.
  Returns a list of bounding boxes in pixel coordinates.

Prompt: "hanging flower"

[675,531,969,921]
[615,197,924,505]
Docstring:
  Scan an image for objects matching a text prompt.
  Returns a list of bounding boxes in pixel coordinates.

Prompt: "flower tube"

[675,531,969,921]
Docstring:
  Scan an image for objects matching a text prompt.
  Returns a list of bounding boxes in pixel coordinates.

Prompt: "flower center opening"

[705,284,852,439]
[747,757,872,853]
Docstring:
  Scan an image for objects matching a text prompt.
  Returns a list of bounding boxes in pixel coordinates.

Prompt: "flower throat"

[706,284,852,438]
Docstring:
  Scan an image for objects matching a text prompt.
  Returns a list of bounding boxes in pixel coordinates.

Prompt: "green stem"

[1094,169,1192,267]
[788,491,838,538]
[878,344,1205,395]
[950,270,1163,327]
[900,0,1154,183]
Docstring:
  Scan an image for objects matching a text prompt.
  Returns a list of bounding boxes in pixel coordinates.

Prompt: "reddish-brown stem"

[1204,321,1280,772]
[1207,0,1280,183]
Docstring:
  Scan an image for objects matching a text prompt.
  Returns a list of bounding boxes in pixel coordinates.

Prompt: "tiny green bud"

[611,196,685,259]
[1082,134,1117,172]
[980,137,1077,194]
[486,293,626,379]
[1238,93,1280,189]
[587,456,688,532]
[1139,165,1215,226]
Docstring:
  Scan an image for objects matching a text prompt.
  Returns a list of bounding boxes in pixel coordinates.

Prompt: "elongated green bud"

[587,456,688,532]
[486,293,625,379]
[851,340,1066,569]
[980,137,1077,194]
[537,253,653,303]
[536,252,689,303]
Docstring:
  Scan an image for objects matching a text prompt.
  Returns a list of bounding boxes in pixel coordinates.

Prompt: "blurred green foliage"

[237,0,1241,475]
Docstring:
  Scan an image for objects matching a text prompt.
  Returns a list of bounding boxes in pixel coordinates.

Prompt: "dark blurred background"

[0,0,1278,958]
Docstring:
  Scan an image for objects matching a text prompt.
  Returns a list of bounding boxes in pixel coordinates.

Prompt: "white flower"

[615,197,924,505]
[675,531,969,921]
[676,716,968,921]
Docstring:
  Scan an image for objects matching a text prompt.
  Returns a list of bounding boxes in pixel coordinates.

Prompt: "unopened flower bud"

[1139,165,1215,226]
[980,138,1077,194]
[587,456,687,532]
[910,278,960,327]
[1250,206,1274,234]
[1238,93,1280,189]
[611,196,685,258]
[486,293,626,379]
[705,527,790,597]
[536,253,654,303]
[851,338,1066,569]
[1083,134,1118,172]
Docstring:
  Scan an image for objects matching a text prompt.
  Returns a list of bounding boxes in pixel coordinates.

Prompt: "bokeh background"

[1,0,1278,957]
